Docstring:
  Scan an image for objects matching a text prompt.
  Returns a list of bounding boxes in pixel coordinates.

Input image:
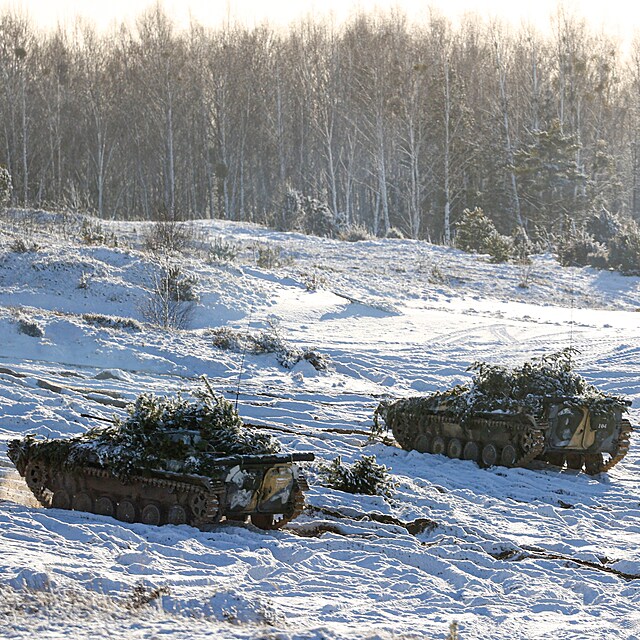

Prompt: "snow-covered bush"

[302,270,327,291]
[607,222,640,275]
[319,455,395,498]
[301,194,338,237]
[0,165,12,210]
[81,313,143,332]
[455,207,512,262]
[586,208,621,245]
[17,317,44,338]
[339,224,373,242]
[143,218,194,255]
[556,228,607,268]
[126,582,171,610]
[254,243,285,269]
[485,232,513,264]
[80,219,117,247]
[385,227,405,239]
[10,237,38,253]
[140,262,198,329]
[454,207,496,253]
[209,325,330,371]
[277,188,339,238]
[206,236,240,264]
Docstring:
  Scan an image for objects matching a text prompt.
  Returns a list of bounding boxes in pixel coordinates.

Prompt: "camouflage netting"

[8,380,280,479]
[375,349,629,430]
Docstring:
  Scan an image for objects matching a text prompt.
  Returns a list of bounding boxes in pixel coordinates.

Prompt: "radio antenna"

[235,304,253,411]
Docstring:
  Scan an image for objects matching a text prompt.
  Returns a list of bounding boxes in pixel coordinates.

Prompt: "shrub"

[385,227,405,239]
[143,218,194,255]
[454,207,497,253]
[301,195,338,237]
[80,219,117,246]
[339,224,373,242]
[17,317,44,338]
[607,222,640,275]
[207,236,240,264]
[0,165,12,209]
[140,262,198,329]
[557,229,607,268]
[485,233,513,264]
[586,208,621,244]
[278,188,339,237]
[254,243,293,269]
[81,313,143,332]
[127,582,171,610]
[209,325,330,371]
[10,237,38,253]
[302,271,327,291]
[319,454,395,498]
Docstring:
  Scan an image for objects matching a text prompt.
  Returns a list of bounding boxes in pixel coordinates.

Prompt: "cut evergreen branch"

[376,348,629,429]
[8,379,280,480]
[319,455,395,498]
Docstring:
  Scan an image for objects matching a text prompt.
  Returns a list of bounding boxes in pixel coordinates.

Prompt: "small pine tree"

[455,207,512,262]
[0,165,12,210]
[556,227,607,269]
[319,455,395,498]
[607,221,640,275]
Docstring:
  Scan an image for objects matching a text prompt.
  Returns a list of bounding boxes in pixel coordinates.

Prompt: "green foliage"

[278,188,338,238]
[455,207,512,262]
[515,121,587,226]
[319,455,395,498]
[607,222,640,275]
[254,243,292,269]
[0,165,12,209]
[586,208,621,244]
[377,349,628,428]
[206,236,240,264]
[8,381,281,480]
[485,233,513,264]
[556,228,608,268]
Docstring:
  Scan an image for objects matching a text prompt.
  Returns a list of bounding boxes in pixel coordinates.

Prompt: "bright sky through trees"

[2,0,640,43]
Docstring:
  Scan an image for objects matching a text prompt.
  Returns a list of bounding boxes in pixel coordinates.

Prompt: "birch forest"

[1,5,640,242]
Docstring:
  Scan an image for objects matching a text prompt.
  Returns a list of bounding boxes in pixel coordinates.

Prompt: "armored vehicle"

[376,352,633,475]
[7,384,314,529]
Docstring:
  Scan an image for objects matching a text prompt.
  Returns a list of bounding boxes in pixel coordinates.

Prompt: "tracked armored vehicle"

[376,351,633,475]
[7,384,314,529]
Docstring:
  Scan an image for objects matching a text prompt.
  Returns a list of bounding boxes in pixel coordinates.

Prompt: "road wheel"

[447,438,463,459]
[430,436,446,455]
[481,443,498,467]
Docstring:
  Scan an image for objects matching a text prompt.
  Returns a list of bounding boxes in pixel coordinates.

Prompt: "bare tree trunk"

[494,35,524,229]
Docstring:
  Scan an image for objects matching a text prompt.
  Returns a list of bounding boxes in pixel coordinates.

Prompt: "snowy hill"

[0,212,639,640]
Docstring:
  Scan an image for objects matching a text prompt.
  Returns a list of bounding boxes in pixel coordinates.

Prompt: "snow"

[0,213,639,639]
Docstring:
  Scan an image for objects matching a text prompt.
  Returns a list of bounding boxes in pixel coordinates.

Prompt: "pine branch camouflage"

[376,349,628,429]
[9,383,280,480]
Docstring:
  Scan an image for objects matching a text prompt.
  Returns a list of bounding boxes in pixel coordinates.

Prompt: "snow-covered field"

[0,212,639,639]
